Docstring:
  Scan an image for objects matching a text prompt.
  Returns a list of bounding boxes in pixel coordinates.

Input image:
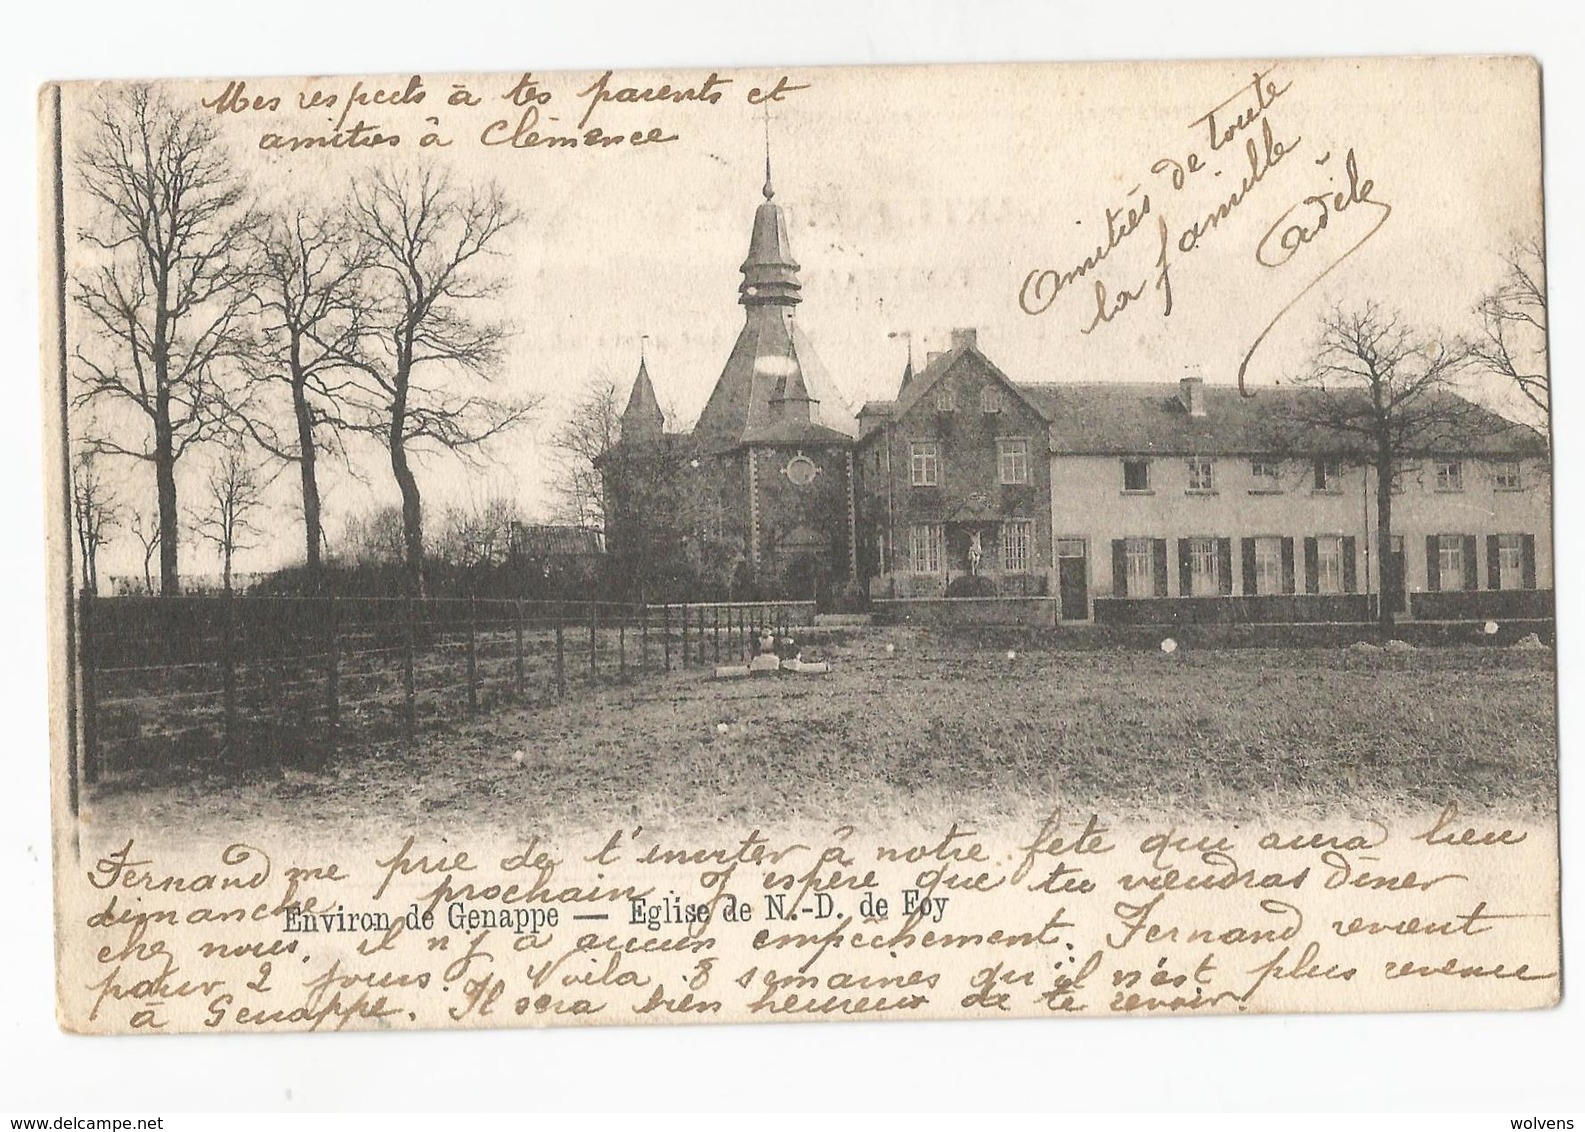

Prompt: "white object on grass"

[1161,638,1178,654]
[1484,620,1500,635]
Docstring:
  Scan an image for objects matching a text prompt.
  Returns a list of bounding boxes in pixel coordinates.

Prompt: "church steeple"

[738,136,801,307]
[620,351,665,443]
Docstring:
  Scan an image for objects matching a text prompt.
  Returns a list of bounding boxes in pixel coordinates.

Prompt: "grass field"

[85,627,1558,838]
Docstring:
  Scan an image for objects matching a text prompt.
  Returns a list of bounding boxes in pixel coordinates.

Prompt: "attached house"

[856,331,1552,624]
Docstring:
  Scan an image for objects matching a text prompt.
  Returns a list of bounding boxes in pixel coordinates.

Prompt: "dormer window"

[980,387,1003,414]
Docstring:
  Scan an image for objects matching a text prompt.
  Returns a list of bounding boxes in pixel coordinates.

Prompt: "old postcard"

[39,56,1557,1034]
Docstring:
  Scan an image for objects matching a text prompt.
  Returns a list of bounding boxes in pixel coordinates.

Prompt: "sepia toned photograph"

[40,55,1558,1036]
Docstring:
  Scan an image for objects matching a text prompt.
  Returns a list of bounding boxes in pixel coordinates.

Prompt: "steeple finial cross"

[760,101,776,200]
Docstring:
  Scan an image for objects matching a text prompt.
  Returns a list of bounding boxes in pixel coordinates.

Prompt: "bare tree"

[70,448,120,595]
[338,506,407,567]
[435,495,523,571]
[233,202,371,584]
[346,166,537,592]
[71,84,256,595]
[1472,238,1548,431]
[549,378,621,529]
[127,511,162,595]
[191,447,269,593]
[1277,303,1479,630]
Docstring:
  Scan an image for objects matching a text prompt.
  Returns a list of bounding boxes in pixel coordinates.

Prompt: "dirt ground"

[82,626,1558,840]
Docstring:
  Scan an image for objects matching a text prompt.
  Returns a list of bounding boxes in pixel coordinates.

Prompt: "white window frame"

[1316,535,1345,595]
[910,441,939,487]
[935,387,956,413]
[1002,520,1032,573]
[1187,536,1219,596]
[998,437,1029,485]
[1186,457,1215,493]
[1497,533,1524,589]
[1125,538,1154,596]
[1253,536,1283,596]
[909,524,944,574]
[1438,534,1464,582]
[1250,459,1281,492]
[980,386,1003,414]
[1493,461,1523,491]
[1435,460,1465,492]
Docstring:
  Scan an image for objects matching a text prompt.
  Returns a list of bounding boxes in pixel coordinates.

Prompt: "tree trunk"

[1375,445,1395,633]
[390,416,423,596]
[154,418,180,596]
[293,376,323,584]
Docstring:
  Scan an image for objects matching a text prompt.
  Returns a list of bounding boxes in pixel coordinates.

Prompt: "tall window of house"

[910,442,939,486]
[980,387,1003,414]
[1254,536,1283,595]
[1313,458,1341,492]
[1002,520,1032,573]
[1438,533,1464,581]
[1187,457,1215,492]
[935,388,956,413]
[998,438,1029,484]
[1436,459,1464,492]
[1123,460,1151,492]
[1497,533,1524,588]
[909,524,944,573]
[1125,538,1154,595]
[1493,460,1522,490]
[1251,459,1281,491]
[1316,535,1345,594]
[1188,536,1219,596]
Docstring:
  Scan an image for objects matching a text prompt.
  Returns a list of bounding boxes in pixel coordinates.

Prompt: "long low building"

[854,331,1551,624]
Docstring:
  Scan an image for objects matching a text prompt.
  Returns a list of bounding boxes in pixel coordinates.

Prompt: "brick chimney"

[951,327,979,351]
[1179,365,1206,418]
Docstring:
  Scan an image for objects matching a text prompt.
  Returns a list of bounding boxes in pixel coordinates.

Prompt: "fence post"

[713,605,720,665]
[514,599,525,699]
[467,597,478,714]
[555,601,567,699]
[682,602,691,669]
[78,590,99,785]
[326,595,340,749]
[663,603,672,671]
[222,591,238,760]
[641,601,650,668]
[403,596,416,742]
[697,605,706,666]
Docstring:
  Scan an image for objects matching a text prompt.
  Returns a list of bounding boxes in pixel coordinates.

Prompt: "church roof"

[621,357,664,427]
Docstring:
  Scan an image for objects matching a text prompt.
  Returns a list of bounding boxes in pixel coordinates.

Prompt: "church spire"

[739,122,801,308]
[620,347,664,443]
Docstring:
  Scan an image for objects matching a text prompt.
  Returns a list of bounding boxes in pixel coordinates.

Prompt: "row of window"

[1112,532,1536,597]
[909,521,1034,574]
[902,448,1525,494]
[909,439,1030,486]
[932,386,1005,414]
[1120,456,1522,495]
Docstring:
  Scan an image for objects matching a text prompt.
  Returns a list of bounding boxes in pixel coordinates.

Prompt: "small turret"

[620,355,665,443]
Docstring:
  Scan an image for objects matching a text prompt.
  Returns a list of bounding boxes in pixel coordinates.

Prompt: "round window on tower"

[784,454,819,486]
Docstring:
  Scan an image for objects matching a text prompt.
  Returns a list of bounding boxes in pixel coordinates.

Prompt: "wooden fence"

[77,594,814,782]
